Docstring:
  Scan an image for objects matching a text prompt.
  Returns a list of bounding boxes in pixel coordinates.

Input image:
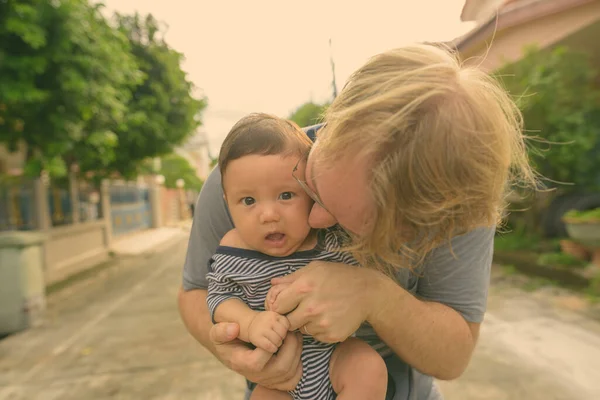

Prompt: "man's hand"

[269,261,382,343]
[209,322,304,391]
[247,311,290,353]
[265,282,290,311]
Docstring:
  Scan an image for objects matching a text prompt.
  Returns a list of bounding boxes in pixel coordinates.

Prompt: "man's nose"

[308,203,337,229]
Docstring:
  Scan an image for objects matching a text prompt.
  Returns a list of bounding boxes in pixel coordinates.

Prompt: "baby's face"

[223,154,314,257]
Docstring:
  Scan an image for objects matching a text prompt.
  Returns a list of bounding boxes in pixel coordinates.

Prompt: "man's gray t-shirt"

[183,166,494,400]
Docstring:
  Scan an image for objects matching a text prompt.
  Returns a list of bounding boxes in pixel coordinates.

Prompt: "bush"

[498,46,600,193]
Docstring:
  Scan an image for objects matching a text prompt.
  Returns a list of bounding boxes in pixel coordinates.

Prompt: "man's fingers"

[283,333,304,385]
[278,332,303,373]
[261,332,303,390]
[290,358,303,388]
[270,284,304,315]
[255,336,279,354]
[248,347,273,371]
[285,307,310,332]
[209,322,239,345]
[265,283,290,310]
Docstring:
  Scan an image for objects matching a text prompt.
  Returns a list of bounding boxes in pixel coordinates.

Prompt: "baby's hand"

[248,311,290,353]
[265,282,291,311]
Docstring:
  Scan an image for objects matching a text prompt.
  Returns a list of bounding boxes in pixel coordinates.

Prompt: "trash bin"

[0,232,46,335]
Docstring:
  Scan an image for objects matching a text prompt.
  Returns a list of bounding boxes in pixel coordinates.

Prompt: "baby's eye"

[242,197,255,206]
[279,192,294,200]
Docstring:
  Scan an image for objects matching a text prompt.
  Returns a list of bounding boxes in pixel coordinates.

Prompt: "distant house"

[452,0,600,71]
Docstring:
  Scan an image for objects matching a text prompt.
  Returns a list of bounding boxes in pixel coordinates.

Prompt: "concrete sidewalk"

[0,235,245,400]
[110,225,189,256]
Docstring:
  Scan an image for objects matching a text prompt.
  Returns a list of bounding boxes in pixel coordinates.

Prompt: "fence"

[109,183,152,237]
[0,173,190,286]
[47,179,73,227]
[0,179,36,232]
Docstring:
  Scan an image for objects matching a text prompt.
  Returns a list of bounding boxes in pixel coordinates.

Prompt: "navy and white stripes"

[207,230,357,400]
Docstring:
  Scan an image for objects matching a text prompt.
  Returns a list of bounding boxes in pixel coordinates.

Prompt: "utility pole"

[329,38,338,100]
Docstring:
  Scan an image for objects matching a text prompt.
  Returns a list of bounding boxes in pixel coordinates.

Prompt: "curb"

[47,229,189,296]
[493,251,591,290]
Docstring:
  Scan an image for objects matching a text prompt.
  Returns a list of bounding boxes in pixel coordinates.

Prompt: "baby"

[206,113,387,400]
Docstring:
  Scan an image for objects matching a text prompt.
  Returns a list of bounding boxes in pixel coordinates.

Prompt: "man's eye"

[279,192,294,200]
[242,197,255,206]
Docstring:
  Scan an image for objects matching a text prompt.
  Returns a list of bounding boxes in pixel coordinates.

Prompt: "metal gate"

[109,184,152,237]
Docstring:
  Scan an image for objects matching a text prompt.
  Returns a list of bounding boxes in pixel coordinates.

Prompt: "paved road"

[438,273,600,399]
[0,235,246,400]
[1,235,599,399]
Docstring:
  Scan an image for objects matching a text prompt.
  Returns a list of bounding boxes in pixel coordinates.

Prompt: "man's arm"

[178,288,221,355]
[270,226,493,381]
[178,165,234,353]
[365,227,493,380]
[366,278,480,380]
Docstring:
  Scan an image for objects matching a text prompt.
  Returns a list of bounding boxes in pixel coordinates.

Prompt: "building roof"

[453,0,597,52]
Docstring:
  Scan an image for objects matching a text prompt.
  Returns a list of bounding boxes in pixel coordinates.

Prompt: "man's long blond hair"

[319,43,537,275]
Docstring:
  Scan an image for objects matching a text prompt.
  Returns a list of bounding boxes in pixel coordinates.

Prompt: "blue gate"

[109,184,152,237]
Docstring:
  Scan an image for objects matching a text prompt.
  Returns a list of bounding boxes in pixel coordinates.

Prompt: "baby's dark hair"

[218,113,313,178]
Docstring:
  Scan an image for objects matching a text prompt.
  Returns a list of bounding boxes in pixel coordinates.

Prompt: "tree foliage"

[499,46,600,193]
[158,153,203,191]
[112,13,207,178]
[288,101,328,128]
[0,0,139,177]
[0,1,206,180]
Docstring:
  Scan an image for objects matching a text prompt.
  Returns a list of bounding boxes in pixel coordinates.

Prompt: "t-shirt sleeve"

[182,167,234,291]
[416,226,495,323]
[206,257,245,323]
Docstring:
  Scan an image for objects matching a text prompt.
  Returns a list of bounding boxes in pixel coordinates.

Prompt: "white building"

[175,129,212,181]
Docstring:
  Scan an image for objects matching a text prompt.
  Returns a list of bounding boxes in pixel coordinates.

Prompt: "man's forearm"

[177,287,218,356]
[366,273,479,380]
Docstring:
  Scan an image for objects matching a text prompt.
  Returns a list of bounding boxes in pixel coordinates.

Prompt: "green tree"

[0,0,140,178]
[499,46,600,193]
[159,153,203,191]
[288,101,328,128]
[112,13,207,178]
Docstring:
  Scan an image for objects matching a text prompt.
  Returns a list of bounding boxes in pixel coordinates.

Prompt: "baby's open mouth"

[265,232,285,242]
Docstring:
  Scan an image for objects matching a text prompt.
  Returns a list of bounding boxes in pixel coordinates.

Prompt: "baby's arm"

[209,229,290,354]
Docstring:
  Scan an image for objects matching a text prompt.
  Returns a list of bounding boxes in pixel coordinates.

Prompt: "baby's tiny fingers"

[257,336,279,354]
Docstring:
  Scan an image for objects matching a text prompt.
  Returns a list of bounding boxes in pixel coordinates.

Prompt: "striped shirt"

[207,229,383,399]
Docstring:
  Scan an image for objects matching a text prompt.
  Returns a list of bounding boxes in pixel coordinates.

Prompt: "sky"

[101,0,475,156]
